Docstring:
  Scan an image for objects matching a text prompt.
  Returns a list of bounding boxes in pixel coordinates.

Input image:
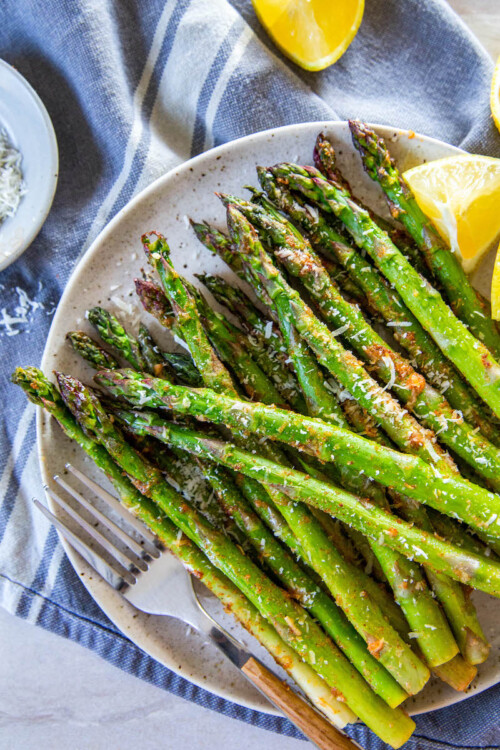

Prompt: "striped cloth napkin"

[1,0,499,746]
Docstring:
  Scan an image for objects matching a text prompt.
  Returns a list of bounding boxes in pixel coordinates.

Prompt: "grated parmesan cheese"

[381,356,396,392]
[331,323,350,337]
[0,129,26,223]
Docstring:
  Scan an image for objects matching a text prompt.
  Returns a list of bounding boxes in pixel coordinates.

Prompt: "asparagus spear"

[11,367,357,731]
[87,307,148,371]
[54,372,417,742]
[96,370,500,552]
[142,237,429,693]
[230,191,500,489]
[270,163,500,418]
[136,273,286,406]
[66,331,119,370]
[313,131,430,280]
[257,168,500,449]
[162,352,204,387]
[136,323,168,376]
[190,221,275,312]
[349,120,500,360]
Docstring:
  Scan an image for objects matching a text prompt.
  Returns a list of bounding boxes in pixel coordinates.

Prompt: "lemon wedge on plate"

[252,0,365,72]
[491,56,500,134]
[403,154,500,273]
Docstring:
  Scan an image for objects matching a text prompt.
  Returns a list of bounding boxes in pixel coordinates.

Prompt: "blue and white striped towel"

[1,1,500,746]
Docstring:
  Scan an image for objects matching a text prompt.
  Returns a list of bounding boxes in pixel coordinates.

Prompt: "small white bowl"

[0,59,58,271]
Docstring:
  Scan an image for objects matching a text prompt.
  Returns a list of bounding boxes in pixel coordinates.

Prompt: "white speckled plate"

[38,122,500,717]
[0,60,58,270]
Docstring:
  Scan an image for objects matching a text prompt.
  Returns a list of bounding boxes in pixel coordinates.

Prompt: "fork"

[34,462,360,750]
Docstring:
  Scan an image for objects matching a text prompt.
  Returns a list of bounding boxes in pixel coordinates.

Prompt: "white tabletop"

[2,3,499,749]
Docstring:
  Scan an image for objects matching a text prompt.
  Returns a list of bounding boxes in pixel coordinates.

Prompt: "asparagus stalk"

[143,234,237,395]
[87,307,148,371]
[348,120,500,360]
[137,323,168,376]
[163,352,204,387]
[270,163,500,418]
[139,269,288,407]
[55,372,416,743]
[257,169,500,449]
[96,370,500,552]
[11,367,357,731]
[66,331,119,370]
[190,220,277,313]
[313,131,430,279]
[142,238,429,693]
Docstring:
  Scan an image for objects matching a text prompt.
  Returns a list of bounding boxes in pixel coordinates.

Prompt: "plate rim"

[39,119,499,718]
[0,58,59,271]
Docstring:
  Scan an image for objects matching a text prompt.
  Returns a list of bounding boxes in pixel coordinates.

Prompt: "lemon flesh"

[491,56,500,134]
[403,155,500,273]
[252,0,365,72]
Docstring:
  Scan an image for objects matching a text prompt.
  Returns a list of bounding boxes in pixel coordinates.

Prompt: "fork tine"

[53,473,150,563]
[65,463,160,558]
[44,485,147,573]
[33,499,136,586]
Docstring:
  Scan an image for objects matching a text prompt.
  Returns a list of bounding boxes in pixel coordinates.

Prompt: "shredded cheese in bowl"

[0,129,26,224]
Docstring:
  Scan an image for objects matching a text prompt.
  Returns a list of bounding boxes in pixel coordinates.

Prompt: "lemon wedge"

[492,243,500,320]
[252,0,364,72]
[491,56,500,134]
[403,155,500,273]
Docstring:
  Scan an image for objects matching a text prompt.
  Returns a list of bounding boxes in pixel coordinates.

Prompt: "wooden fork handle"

[242,657,360,750]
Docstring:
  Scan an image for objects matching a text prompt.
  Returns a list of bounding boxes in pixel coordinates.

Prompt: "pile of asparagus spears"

[13,121,500,748]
